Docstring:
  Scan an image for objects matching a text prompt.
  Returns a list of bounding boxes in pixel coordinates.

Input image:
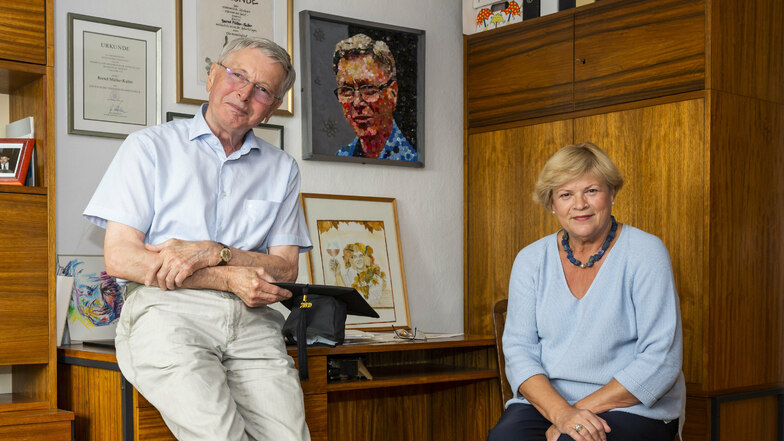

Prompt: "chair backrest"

[492,298,513,405]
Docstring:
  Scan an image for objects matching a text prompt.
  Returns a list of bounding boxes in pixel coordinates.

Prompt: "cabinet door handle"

[575,58,586,64]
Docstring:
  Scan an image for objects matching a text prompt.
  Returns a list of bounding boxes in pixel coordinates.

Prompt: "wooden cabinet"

[466,13,574,127]
[0,0,47,66]
[0,0,72,437]
[465,0,783,439]
[59,338,500,441]
[466,0,706,129]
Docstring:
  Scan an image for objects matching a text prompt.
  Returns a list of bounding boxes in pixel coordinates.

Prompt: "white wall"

[55,0,464,333]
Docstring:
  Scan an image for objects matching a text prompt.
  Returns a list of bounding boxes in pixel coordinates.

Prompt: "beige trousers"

[115,285,310,441]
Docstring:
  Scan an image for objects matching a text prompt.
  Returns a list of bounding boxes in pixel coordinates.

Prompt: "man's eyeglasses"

[392,325,427,341]
[334,79,395,103]
[218,63,279,105]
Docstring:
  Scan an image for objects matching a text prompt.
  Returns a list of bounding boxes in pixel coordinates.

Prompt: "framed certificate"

[176,0,294,116]
[67,14,161,138]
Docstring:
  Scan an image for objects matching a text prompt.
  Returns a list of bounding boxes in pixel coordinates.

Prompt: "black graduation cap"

[274,283,379,380]
[277,283,379,319]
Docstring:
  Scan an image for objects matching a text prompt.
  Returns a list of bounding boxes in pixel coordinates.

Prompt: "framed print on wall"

[300,11,425,167]
[176,0,294,116]
[300,193,411,330]
[68,14,162,138]
[165,112,284,149]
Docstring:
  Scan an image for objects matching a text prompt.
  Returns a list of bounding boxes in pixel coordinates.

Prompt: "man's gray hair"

[218,37,296,98]
[332,34,396,80]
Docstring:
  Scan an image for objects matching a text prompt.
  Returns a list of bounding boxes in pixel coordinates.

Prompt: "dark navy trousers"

[488,404,678,441]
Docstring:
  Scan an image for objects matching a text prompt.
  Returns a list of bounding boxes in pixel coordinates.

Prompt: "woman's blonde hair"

[533,142,624,209]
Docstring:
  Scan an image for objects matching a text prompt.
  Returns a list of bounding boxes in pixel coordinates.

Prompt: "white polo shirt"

[84,104,312,254]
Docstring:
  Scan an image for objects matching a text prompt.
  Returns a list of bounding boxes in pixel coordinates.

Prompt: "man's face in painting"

[335,53,397,140]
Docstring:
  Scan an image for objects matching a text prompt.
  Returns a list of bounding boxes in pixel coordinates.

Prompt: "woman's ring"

[574,424,583,432]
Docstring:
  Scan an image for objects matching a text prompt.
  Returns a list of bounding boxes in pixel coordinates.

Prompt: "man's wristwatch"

[217,243,232,266]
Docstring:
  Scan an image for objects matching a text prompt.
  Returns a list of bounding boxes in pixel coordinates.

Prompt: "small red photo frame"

[0,139,35,186]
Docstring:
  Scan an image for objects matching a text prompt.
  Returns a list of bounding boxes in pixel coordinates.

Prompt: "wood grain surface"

[574,0,705,111]
[707,91,784,392]
[466,13,574,128]
[0,0,46,65]
[466,120,572,336]
[710,0,784,104]
[0,192,48,365]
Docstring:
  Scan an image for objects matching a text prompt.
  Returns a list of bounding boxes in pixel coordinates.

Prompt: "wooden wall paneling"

[431,379,501,441]
[0,192,48,365]
[328,386,431,441]
[57,364,122,441]
[466,121,572,335]
[573,0,705,111]
[465,13,574,128]
[0,0,46,65]
[708,91,784,392]
[304,394,327,440]
[719,395,779,441]
[680,396,710,441]
[136,407,176,441]
[710,0,784,104]
[573,98,706,384]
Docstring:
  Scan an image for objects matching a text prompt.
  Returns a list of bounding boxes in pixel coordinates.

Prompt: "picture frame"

[67,13,162,138]
[300,11,425,167]
[165,112,284,149]
[176,0,294,116]
[0,139,35,186]
[300,193,411,330]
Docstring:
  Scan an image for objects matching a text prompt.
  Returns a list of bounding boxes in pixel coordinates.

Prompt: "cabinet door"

[0,0,47,65]
[573,0,705,111]
[574,98,705,384]
[0,192,48,364]
[465,120,572,335]
[466,14,574,129]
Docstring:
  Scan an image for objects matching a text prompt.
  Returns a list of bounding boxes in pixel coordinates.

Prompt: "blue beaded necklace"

[561,216,618,268]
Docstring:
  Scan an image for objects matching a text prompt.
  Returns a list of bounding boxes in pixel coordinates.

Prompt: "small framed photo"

[165,112,284,149]
[68,14,162,138]
[300,11,425,167]
[176,0,294,116]
[300,193,411,330]
[0,139,35,186]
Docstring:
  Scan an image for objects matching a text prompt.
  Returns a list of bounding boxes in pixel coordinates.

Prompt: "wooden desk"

[58,336,502,441]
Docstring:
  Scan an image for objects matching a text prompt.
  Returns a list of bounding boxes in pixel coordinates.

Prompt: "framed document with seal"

[176,0,294,116]
[68,13,161,138]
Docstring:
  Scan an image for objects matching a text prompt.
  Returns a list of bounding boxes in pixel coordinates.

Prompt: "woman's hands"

[548,406,611,441]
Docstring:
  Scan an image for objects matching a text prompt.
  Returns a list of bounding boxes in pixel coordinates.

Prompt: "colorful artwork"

[301,194,411,330]
[317,220,394,310]
[475,1,522,31]
[301,11,425,167]
[58,255,123,342]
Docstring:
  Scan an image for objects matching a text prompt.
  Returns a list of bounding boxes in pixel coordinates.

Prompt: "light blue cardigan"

[503,225,685,422]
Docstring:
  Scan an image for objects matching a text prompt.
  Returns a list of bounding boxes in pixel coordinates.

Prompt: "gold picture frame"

[300,193,411,330]
[176,0,293,116]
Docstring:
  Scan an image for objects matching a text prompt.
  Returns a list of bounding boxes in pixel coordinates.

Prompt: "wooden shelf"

[0,185,46,195]
[0,394,48,413]
[0,408,73,426]
[326,363,497,392]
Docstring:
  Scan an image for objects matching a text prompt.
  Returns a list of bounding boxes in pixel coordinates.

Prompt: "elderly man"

[332,33,418,161]
[84,38,311,441]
